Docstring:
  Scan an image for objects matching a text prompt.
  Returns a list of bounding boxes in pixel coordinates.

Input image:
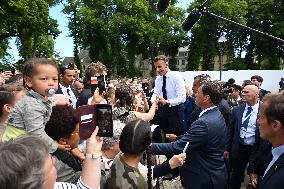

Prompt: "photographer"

[223,78,235,100]
[77,62,108,107]
[227,84,243,110]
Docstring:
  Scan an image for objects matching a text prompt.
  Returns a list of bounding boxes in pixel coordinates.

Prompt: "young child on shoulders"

[2,58,70,153]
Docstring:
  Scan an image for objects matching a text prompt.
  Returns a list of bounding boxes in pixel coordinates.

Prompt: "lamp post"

[217,36,227,81]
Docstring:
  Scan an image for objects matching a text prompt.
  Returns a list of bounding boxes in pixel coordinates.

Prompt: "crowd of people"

[0,55,284,189]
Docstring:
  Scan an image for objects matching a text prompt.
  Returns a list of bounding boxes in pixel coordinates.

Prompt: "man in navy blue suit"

[256,92,284,189]
[151,81,227,189]
[226,84,260,189]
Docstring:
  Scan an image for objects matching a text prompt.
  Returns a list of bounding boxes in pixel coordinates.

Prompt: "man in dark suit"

[56,65,78,108]
[256,92,284,189]
[188,75,230,128]
[251,75,270,101]
[226,84,261,189]
[151,81,227,189]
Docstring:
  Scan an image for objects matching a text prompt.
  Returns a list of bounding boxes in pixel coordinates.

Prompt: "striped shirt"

[54,177,99,189]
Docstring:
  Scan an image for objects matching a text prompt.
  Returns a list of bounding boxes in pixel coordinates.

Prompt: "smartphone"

[90,75,107,94]
[77,104,113,139]
[96,104,113,137]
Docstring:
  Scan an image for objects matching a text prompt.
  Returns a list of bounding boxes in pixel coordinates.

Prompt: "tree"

[0,0,60,61]
[64,0,188,77]
[187,0,247,71]
[187,0,284,71]
[242,0,284,69]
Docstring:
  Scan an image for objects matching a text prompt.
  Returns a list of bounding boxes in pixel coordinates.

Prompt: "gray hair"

[0,136,49,189]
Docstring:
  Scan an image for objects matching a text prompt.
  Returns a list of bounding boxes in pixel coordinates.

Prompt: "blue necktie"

[240,106,253,143]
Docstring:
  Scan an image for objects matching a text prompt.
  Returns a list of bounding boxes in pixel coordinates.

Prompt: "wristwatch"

[85,153,101,159]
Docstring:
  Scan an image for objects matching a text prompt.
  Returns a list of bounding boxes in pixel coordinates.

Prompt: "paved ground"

[155,155,249,189]
[155,155,183,189]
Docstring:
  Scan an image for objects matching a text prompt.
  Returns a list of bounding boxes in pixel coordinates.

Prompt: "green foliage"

[188,0,284,71]
[187,0,248,71]
[224,57,246,70]
[64,0,188,77]
[0,0,60,61]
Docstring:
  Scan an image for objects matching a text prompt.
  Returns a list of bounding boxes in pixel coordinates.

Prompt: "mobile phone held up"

[77,104,113,139]
[90,75,107,94]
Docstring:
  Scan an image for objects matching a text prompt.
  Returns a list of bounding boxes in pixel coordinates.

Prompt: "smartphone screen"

[96,104,113,137]
[90,75,107,94]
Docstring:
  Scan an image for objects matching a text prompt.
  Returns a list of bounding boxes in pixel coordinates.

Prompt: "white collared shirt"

[59,83,77,109]
[199,106,217,118]
[242,101,260,145]
[151,70,186,106]
[263,144,284,176]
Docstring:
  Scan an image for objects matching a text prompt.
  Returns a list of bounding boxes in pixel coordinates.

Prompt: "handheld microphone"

[182,0,209,31]
[156,0,171,13]
[46,88,56,95]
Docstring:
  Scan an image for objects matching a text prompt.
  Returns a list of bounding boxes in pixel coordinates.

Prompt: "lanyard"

[242,111,253,124]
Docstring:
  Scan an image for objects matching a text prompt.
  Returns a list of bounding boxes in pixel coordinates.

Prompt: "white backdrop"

[180,70,284,93]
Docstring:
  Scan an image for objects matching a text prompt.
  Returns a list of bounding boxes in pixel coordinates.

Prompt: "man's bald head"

[242,84,259,105]
[246,84,259,93]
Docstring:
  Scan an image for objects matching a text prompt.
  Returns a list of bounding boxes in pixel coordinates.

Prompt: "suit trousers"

[159,104,185,142]
[230,143,253,189]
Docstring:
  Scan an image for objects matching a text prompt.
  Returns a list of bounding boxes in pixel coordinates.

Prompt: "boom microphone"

[156,0,171,13]
[182,0,209,31]
[182,8,203,31]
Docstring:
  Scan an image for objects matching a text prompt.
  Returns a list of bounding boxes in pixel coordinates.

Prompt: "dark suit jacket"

[226,103,260,157]
[76,89,92,108]
[259,88,270,101]
[258,153,284,189]
[187,98,230,130]
[247,139,272,176]
[151,107,227,189]
[56,85,79,98]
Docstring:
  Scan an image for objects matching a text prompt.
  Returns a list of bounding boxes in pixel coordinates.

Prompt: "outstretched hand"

[166,134,177,142]
[169,153,186,169]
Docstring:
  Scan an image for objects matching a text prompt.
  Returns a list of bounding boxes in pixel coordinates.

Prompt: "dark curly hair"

[45,105,78,141]
[119,119,152,155]
[201,81,224,105]
[115,83,133,108]
[83,62,107,89]
[194,74,211,85]
[251,75,263,83]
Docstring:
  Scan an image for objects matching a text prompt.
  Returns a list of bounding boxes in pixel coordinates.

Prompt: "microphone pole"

[204,11,284,44]
[181,0,284,44]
